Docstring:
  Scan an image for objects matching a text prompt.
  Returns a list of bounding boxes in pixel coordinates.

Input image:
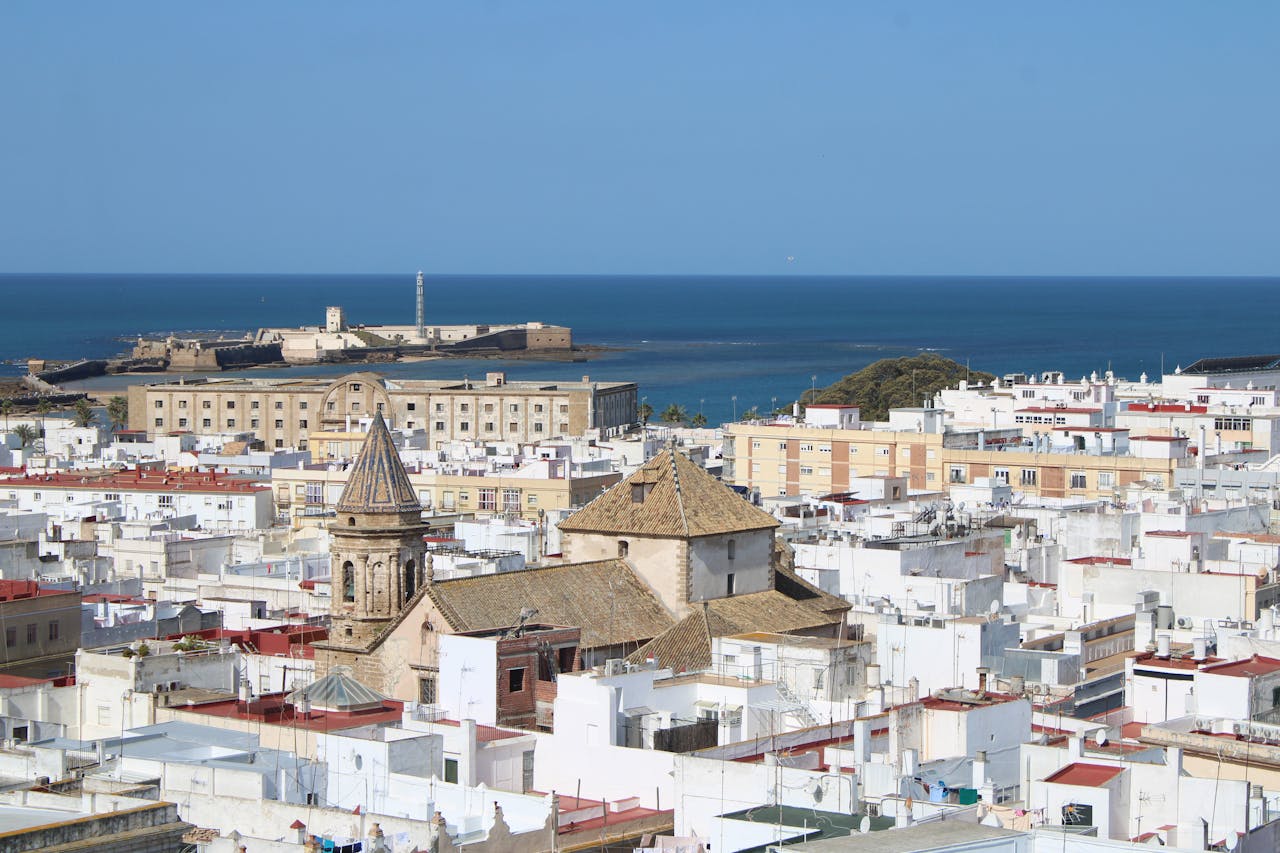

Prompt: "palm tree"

[637,400,653,426]
[691,412,708,428]
[741,406,761,421]
[72,398,96,428]
[35,398,52,437]
[12,424,37,448]
[107,396,129,431]
[661,403,688,424]
[0,399,11,432]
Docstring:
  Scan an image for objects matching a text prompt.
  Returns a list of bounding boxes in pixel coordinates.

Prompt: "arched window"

[618,540,629,558]
[727,539,736,561]
[347,516,356,527]
[403,559,417,602]
[341,561,355,603]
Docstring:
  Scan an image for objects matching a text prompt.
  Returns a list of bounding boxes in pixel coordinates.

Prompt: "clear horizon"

[2,2,1277,276]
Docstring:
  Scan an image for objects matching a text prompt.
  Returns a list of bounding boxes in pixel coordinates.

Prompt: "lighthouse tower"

[415,270,425,342]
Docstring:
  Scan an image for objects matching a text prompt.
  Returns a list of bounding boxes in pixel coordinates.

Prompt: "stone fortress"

[122,271,575,373]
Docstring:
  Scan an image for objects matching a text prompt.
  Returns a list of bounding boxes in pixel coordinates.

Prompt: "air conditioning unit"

[1175,617,1194,629]
[603,659,626,676]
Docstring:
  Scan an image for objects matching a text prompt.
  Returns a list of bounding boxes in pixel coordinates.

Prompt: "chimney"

[1067,734,1084,759]
[972,750,988,789]
[459,719,478,787]
[1192,637,1207,661]
[976,668,988,695]
[1156,634,1172,659]
[852,718,872,762]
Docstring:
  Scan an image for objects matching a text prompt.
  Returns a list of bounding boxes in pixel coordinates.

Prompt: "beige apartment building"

[129,371,638,449]
[724,422,1185,502]
[271,464,621,525]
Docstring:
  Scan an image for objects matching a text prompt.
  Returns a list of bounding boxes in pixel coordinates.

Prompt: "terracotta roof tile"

[427,559,673,649]
[559,449,778,538]
[628,588,843,672]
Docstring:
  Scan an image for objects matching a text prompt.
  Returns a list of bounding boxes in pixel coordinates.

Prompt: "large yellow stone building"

[128,371,638,449]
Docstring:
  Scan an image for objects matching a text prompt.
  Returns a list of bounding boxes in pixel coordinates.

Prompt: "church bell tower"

[328,411,429,648]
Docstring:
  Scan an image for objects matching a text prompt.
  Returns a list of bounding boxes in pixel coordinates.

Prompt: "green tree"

[106,396,129,431]
[12,424,37,448]
[691,412,708,428]
[72,398,96,428]
[660,403,687,424]
[0,399,11,433]
[637,400,653,426]
[741,406,761,421]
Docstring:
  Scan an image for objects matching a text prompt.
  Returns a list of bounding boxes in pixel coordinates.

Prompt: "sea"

[1,273,1277,424]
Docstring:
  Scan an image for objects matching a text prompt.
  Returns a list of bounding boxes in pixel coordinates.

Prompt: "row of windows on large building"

[154,398,572,415]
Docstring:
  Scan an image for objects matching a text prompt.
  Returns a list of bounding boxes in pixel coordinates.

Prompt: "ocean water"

[1,273,1277,424]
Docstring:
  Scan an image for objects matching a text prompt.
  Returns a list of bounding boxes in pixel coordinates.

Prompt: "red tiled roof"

[1129,435,1189,442]
[4,469,267,494]
[1146,530,1196,538]
[1132,652,1219,671]
[1067,556,1132,566]
[176,691,402,731]
[1200,655,1280,679]
[1214,531,1280,544]
[0,580,75,602]
[430,718,527,743]
[1052,427,1129,432]
[1127,403,1208,414]
[1044,762,1124,786]
[919,692,1021,712]
[0,674,53,689]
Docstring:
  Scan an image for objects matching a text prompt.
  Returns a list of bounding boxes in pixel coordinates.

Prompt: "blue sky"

[1,2,1276,275]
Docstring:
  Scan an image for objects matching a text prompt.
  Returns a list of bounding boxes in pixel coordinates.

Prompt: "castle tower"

[328,411,428,648]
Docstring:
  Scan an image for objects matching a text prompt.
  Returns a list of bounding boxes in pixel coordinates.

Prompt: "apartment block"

[724,416,1184,501]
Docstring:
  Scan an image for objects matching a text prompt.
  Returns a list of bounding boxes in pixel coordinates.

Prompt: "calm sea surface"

[1,274,1276,423]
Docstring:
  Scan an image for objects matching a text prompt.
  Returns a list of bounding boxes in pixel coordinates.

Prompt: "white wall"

[438,633,500,725]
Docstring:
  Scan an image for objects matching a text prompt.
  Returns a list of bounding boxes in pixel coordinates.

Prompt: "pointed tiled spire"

[334,411,421,514]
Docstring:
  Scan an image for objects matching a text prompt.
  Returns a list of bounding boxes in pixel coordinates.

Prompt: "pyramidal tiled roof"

[335,412,421,515]
[287,666,387,712]
[559,449,779,538]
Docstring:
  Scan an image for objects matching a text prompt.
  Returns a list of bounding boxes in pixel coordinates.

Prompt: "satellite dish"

[859,816,871,834]
[1094,729,1109,747]
[988,600,1000,617]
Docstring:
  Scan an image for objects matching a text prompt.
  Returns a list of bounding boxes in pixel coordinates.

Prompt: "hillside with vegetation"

[803,354,994,422]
